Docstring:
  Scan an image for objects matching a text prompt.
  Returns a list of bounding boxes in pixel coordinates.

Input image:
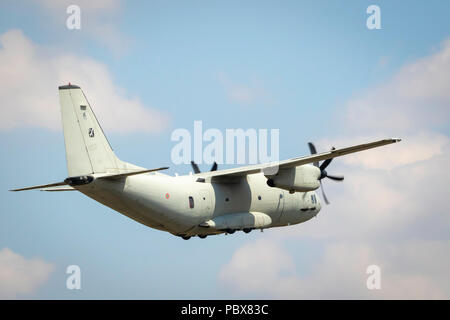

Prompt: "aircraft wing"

[197,138,401,180]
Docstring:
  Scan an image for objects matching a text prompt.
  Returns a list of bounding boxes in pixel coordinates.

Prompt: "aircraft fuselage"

[76,171,321,238]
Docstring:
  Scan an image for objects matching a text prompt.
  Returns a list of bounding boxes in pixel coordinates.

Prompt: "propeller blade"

[309,143,340,204]
[320,158,333,171]
[327,174,344,181]
[307,142,317,154]
[308,142,319,167]
[190,161,201,174]
[210,162,218,172]
[320,180,330,205]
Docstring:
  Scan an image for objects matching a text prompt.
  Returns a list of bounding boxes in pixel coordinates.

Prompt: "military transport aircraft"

[10,84,401,239]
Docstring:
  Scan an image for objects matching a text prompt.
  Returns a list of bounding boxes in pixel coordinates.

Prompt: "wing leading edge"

[197,138,401,179]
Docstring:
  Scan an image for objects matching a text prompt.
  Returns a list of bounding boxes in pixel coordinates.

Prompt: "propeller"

[190,161,218,174]
[308,142,344,204]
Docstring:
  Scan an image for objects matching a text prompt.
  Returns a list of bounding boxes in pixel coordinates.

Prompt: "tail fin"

[59,84,142,176]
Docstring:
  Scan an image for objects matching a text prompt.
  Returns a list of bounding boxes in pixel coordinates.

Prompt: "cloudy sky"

[0,0,449,299]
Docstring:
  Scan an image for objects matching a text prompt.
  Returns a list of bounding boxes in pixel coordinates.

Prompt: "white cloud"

[33,0,127,54]
[219,39,450,299]
[344,39,450,133]
[0,247,54,299]
[309,241,450,299]
[218,239,299,297]
[218,73,274,106]
[219,240,450,299]
[0,29,169,133]
[318,132,449,170]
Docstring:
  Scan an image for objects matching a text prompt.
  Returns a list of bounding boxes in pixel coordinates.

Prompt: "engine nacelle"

[266,165,320,192]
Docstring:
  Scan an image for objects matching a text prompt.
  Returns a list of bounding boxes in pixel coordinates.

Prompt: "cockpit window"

[189,196,194,209]
[311,194,317,204]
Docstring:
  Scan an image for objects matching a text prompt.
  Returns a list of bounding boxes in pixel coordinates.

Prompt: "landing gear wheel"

[243,228,252,234]
[226,229,236,234]
[198,235,207,239]
[181,235,191,240]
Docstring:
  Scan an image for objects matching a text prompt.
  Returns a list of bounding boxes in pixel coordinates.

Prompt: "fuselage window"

[189,196,194,209]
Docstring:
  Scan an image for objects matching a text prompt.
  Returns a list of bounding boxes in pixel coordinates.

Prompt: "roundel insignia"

[165,193,170,199]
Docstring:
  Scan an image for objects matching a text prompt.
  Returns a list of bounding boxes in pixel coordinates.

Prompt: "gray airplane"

[11,85,401,239]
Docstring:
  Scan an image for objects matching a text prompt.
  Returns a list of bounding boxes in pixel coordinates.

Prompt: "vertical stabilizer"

[59,84,142,176]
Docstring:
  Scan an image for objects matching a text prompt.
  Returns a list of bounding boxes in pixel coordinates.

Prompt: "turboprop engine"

[266,142,345,203]
[266,165,321,192]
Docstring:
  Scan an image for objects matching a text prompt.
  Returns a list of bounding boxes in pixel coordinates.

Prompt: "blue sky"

[1,0,449,299]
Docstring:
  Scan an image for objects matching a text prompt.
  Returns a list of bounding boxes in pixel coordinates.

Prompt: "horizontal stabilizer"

[10,181,67,192]
[10,167,169,191]
[97,167,169,180]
